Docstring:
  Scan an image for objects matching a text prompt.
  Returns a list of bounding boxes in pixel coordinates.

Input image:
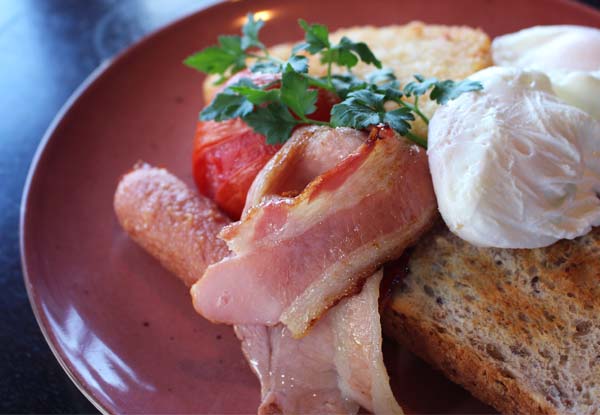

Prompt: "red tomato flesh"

[193,118,281,219]
[193,70,339,219]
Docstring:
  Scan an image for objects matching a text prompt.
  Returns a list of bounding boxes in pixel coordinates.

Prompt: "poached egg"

[492,25,600,118]
[428,66,600,249]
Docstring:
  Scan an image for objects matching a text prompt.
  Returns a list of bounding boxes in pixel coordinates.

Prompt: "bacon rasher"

[233,126,403,414]
[191,126,437,337]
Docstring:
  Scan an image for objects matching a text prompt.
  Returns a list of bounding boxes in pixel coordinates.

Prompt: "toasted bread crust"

[384,223,600,415]
[383,308,558,415]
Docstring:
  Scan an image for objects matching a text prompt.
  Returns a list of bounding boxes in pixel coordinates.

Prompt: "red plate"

[20,0,600,413]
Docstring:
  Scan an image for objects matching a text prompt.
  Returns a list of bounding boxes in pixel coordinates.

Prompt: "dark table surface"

[1,0,599,413]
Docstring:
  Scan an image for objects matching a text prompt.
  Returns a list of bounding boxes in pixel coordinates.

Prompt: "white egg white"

[428,67,600,249]
[492,25,600,119]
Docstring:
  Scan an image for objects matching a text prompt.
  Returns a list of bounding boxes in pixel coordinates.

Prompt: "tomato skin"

[193,70,340,219]
[193,119,280,219]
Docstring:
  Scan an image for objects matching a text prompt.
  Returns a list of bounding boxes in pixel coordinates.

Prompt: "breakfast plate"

[20,0,600,413]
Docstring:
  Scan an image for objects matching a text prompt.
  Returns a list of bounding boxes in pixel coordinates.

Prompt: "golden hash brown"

[203,21,492,138]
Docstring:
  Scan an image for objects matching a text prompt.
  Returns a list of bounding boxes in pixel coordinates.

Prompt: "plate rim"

[19,0,600,413]
[18,1,228,413]
[20,59,114,415]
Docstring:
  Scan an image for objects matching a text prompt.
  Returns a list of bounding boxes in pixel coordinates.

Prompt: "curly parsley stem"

[299,116,331,127]
[305,76,336,93]
[395,97,429,125]
[245,52,338,95]
[412,96,429,125]
[326,57,333,89]
[246,52,285,65]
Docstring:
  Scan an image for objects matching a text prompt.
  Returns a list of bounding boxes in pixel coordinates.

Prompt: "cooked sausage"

[114,162,231,286]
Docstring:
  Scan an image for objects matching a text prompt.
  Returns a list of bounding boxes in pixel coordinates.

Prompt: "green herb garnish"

[184,13,483,147]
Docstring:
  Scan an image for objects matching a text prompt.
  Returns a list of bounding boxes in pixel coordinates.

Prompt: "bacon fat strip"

[235,127,402,414]
[192,127,438,337]
[237,270,403,415]
[243,126,367,215]
[236,323,360,415]
[236,127,365,415]
[331,270,402,414]
[113,163,231,287]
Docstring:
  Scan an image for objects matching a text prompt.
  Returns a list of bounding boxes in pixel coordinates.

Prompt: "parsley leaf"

[243,102,298,144]
[287,55,309,73]
[184,35,246,83]
[404,74,483,104]
[280,64,318,117]
[331,90,419,144]
[321,37,382,71]
[379,86,403,102]
[330,90,385,129]
[228,79,280,104]
[186,14,484,149]
[241,13,265,50]
[348,89,386,109]
[250,61,281,73]
[429,79,483,104]
[218,35,244,55]
[321,47,358,69]
[366,68,397,85]
[200,89,253,121]
[383,108,414,136]
[403,74,438,97]
[338,37,382,68]
[330,73,368,99]
[298,19,330,53]
[367,69,403,101]
[291,42,309,54]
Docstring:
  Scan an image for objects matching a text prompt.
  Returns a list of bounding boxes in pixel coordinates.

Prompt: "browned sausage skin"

[113,162,231,287]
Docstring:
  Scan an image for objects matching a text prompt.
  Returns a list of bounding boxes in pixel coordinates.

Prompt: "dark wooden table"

[1,0,598,413]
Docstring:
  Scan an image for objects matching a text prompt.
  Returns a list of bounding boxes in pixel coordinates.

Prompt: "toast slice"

[383,222,600,415]
[203,21,492,138]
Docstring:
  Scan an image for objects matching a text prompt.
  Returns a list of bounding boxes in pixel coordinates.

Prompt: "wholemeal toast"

[383,222,600,415]
[203,21,492,138]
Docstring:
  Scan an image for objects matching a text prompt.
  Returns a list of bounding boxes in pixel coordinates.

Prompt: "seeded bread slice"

[383,223,600,415]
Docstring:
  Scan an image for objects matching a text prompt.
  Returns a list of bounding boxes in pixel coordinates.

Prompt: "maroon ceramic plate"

[21,0,600,413]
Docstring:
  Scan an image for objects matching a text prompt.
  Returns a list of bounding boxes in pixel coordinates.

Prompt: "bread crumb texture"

[385,222,600,415]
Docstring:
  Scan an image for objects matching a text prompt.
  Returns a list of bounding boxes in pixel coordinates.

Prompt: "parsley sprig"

[184,14,483,147]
